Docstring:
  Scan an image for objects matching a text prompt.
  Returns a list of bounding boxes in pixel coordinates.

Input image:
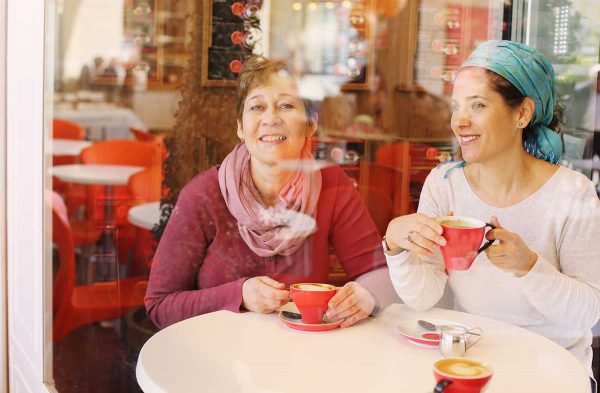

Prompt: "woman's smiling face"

[237,74,316,167]
[451,67,523,164]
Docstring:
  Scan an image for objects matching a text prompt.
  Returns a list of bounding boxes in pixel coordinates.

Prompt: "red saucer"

[395,318,468,347]
[278,303,343,332]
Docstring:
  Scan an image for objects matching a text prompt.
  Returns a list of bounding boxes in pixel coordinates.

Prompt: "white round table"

[136,304,589,393]
[128,202,160,230]
[51,164,145,281]
[51,164,144,186]
[52,139,92,156]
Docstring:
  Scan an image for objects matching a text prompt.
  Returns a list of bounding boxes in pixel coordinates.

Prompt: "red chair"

[129,127,155,143]
[130,127,168,163]
[81,139,163,167]
[52,119,87,215]
[359,185,393,237]
[68,140,164,271]
[53,118,85,140]
[51,192,147,342]
[80,139,164,223]
[125,166,164,275]
[128,165,163,203]
[375,142,435,214]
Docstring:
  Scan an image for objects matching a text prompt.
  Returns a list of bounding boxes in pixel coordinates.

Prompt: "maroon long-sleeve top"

[145,164,386,328]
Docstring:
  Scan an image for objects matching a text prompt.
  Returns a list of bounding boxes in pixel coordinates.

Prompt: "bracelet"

[382,236,406,256]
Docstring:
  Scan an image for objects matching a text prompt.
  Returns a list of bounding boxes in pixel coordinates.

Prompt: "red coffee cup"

[289,283,336,324]
[436,216,495,271]
[433,358,493,393]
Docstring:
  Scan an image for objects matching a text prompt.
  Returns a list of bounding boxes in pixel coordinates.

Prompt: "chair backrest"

[375,141,437,186]
[360,158,411,218]
[47,189,68,218]
[128,165,163,203]
[359,185,393,237]
[129,127,155,142]
[81,139,163,168]
[130,128,168,162]
[53,118,85,140]
[49,194,75,314]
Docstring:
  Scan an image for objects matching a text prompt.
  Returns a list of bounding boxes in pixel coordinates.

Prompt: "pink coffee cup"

[289,283,337,324]
[437,216,495,271]
[433,357,493,393]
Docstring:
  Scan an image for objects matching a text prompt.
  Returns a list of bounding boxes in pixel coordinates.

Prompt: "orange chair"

[80,139,164,223]
[68,141,164,272]
[375,142,435,213]
[128,165,163,204]
[52,119,87,214]
[358,185,393,237]
[51,193,147,342]
[81,139,163,167]
[124,166,164,275]
[129,127,155,143]
[53,118,85,140]
[130,127,168,163]
[367,142,412,217]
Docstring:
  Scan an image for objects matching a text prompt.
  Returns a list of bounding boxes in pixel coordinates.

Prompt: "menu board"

[202,0,262,86]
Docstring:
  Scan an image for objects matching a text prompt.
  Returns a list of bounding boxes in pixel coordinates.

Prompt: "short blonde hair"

[236,56,316,122]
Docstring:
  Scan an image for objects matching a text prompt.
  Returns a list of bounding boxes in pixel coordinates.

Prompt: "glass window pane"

[43,1,600,390]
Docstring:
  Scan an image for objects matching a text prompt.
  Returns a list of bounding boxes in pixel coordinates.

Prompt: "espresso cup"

[433,358,493,393]
[289,283,336,324]
[436,216,495,270]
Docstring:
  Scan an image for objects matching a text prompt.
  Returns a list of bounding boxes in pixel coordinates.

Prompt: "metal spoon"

[281,311,302,319]
[418,319,481,336]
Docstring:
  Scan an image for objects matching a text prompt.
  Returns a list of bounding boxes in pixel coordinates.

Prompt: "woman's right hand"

[241,276,290,313]
[385,213,447,257]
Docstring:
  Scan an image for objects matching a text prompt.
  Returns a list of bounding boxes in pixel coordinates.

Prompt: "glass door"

[518,0,600,185]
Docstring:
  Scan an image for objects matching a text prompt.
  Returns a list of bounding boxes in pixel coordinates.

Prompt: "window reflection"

[46,0,600,390]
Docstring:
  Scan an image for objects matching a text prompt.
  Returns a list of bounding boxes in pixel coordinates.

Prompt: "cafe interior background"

[1,0,600,391]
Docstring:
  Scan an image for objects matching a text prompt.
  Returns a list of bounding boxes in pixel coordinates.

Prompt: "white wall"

[132,90,181,131]
[61,0,125,80]
[0,0,8,389]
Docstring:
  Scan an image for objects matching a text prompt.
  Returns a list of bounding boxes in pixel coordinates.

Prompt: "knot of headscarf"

[461,40,562,164]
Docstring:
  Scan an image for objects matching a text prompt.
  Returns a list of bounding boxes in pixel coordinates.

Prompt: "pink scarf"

[218,143,322,257]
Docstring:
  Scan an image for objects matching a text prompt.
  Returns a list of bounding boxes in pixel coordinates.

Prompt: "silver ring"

[407,230,415,243]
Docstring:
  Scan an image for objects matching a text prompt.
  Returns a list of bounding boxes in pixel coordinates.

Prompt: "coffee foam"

[438,359,489,377]
[437,216,483,229]
[295,284,333,291]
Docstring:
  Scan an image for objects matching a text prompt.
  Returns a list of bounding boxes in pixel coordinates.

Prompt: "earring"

[240,137,245,143]
[518,122,523,127]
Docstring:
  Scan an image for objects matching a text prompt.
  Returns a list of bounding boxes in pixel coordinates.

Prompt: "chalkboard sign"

[201,1,262,86]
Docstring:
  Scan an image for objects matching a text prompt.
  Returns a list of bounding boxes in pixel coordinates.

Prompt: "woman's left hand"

[324,282,375,328]
[485,216,537,277]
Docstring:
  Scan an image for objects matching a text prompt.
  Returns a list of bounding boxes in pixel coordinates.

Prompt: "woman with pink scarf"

[145,57,391,329]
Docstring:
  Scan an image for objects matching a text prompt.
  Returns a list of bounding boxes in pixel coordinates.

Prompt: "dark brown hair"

[480,68,563,134]
[236,56,316,123]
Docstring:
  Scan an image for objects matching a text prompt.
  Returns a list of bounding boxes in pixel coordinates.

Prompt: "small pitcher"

[439,325,483,358]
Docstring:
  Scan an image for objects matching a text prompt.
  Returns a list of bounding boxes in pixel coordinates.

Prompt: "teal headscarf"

[461,40,562,164]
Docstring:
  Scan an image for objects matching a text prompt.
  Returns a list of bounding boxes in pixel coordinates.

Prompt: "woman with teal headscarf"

[383,40,600,386]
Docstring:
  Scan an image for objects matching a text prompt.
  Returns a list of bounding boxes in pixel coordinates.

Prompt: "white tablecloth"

[52,139,92,156]
[136,304,589,393]
[54,105,147,140]
[128,202,160,230]
[51,164,144,186]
